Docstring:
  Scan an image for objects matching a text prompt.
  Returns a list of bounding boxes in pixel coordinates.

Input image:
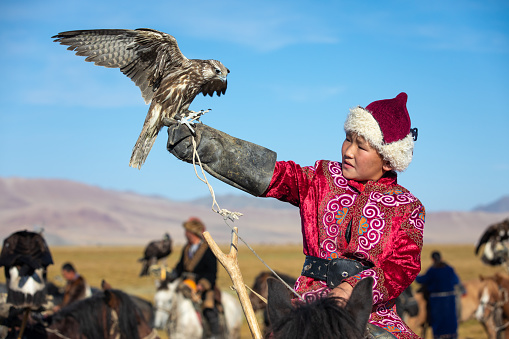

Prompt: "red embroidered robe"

[262,160,425,338]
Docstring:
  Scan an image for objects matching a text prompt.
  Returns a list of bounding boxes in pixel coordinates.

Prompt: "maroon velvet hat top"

[365,92,411,144]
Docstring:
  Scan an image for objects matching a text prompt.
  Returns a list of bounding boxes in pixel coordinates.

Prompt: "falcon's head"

[204,59,230,82]
[200,60,230,97]
[202,60,230,82]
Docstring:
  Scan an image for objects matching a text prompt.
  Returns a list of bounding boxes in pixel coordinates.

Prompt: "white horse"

[154,278,242,339]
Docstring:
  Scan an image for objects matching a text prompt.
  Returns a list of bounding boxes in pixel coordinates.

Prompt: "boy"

[166,92,425,338]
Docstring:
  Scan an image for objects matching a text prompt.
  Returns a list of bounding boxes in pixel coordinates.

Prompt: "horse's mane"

[53,289,142,339]
[270,296,364,339]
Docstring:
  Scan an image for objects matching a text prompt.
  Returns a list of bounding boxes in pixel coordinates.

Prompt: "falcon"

[139,233,173,277]
[52,28,230,169]
[0,230,54,308]
[475,218,509,266]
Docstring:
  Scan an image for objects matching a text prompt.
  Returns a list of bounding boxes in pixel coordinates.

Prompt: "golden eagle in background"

[53,28,230,169]
[138,233,173,277]
[0,230,53,308]
[475,218,509,266]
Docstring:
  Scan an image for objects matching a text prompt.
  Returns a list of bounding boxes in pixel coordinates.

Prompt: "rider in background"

[53,262,91,312]
[416,251,463,339]
[169,217,219,338]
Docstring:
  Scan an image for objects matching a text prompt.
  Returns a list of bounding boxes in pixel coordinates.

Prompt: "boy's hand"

[328,282,353,305]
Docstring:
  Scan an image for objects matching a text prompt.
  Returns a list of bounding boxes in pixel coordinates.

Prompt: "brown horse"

[46,288,159,339]
[248,271,297,335]
[101,279,155,329]
[475,273,509,339]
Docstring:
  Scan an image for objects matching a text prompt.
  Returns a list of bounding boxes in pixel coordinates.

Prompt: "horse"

[101,279,155,328]
[475,273,509,339]
[394,285,418,322]
[153,278,242,339]
[248,271,297,335]
[266,276,395,339]
[46,288,159,339]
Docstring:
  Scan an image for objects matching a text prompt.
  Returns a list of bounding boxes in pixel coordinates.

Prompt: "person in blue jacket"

[416,251,462,339]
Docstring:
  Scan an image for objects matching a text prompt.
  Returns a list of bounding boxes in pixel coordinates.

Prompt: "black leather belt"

[301,255,372,288]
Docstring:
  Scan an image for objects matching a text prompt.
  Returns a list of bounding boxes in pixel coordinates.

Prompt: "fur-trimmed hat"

[183,217,205,237]
[344,92,416,172]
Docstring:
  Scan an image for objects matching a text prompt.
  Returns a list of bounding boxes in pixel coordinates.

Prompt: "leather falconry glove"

[165,118,277,197]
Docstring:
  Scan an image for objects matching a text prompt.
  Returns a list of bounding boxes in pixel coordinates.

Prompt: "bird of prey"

[52,28,230,169]
[0,230,54,308]
[139,233,173,277]
[475,218,509,266]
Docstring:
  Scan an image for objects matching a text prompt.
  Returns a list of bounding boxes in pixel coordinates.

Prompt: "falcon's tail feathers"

[129,133,158,169]
[129,105,163,169]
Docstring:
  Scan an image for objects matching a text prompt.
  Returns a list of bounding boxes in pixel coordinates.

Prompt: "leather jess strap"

[301,256,372,288]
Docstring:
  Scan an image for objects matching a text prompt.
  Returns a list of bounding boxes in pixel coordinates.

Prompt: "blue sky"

[0,0,508,212]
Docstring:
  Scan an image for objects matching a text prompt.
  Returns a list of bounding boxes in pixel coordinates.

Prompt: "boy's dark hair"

[431,251,441,262]
[62,262,76,272]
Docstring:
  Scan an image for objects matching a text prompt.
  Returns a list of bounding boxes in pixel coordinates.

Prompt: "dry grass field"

[1,242,504,338]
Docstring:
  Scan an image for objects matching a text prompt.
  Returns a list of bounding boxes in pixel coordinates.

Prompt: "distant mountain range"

[1,177,508,246]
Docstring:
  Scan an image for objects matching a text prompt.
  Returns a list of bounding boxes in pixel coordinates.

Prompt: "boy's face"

[61,269,75,282]
[341,132,391,183]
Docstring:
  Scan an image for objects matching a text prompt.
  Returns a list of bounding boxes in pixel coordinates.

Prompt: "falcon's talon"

[177,115,197,134]
[178,109,212,133]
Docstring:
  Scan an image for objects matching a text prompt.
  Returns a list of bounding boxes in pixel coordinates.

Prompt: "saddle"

[178,280,224,313]
[366,324,398,339]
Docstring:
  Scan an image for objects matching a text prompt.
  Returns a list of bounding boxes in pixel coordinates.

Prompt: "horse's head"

[249,272,272,311]
[104,289,159,339]
[266,277,374,339]
[475,275,506,323]
[153,278,180,329]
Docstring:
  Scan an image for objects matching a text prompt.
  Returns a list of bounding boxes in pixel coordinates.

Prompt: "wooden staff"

[17,308,29,339]
[203,228,262,339]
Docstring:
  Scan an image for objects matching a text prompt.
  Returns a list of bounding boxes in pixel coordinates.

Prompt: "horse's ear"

[104,289,120,309]
[345,277,373,335]
[267,277,294,327]
[101,279,112,290]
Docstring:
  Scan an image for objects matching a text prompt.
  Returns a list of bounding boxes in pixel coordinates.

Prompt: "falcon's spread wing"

[52,28,188,104]
[139,234,172,276]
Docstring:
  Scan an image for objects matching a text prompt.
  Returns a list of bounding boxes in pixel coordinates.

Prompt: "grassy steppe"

[1,243,502,338]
